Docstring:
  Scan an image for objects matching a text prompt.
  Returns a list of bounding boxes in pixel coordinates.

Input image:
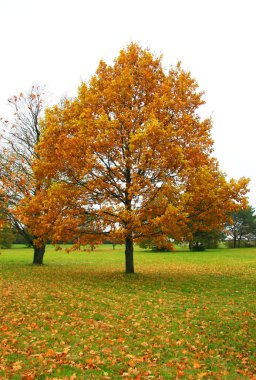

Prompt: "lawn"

[0,245,255,379]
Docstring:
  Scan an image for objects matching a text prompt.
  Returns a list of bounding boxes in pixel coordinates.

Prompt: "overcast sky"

[0,0,255,206]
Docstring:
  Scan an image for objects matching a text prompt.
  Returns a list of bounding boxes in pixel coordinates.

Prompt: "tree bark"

[33,244,45,265]
[233,235,237,248]
[125,235,134,273]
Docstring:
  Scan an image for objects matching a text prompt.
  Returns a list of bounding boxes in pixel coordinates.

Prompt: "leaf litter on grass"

[0,247,256,379]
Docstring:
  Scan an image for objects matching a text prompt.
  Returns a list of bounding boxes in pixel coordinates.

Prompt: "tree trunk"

[233,235,237,248]
[124,156,134,273]
[125,235,134,274]
[33,244,45,265]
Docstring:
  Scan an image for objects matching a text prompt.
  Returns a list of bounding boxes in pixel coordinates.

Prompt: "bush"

[139,238,174,252]
[189,241,206,251]
[151,245,173,252]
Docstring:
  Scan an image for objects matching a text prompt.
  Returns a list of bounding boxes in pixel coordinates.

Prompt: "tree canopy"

[19,43,249,272]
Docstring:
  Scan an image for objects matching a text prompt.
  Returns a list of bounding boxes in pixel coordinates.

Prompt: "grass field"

[0,245,255,379]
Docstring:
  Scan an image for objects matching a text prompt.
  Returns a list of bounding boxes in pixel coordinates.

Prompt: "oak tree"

[34,43,248,272]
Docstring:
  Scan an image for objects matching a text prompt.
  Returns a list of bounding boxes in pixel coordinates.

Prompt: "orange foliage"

[182,161,249,238]
[27,43,249,271]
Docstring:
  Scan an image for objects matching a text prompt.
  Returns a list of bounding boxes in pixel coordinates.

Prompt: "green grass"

[0,245,256,379]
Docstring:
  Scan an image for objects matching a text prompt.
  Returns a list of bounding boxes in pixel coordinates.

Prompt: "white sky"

[0,0,255,206]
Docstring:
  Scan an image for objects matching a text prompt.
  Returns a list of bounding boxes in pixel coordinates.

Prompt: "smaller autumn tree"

[33,43,249,273]
[139,162,249,251]
[182,163,249,249]
[0,86,48,264]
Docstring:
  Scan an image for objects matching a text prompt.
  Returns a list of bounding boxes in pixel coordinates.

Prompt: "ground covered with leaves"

[0,246,255,379]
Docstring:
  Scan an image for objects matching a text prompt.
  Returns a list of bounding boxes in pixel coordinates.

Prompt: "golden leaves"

[1,245,256,378]
[13,43,248,265]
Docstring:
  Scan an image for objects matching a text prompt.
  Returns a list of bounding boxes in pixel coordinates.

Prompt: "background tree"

[183,163,249,250]
[0,222,16,248]
[189,229,225,251]
[0,86,48,264]
[33,43,248,273]
[225,206,256,248]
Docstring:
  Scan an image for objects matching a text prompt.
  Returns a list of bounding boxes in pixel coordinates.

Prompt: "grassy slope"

[0,245,255,379]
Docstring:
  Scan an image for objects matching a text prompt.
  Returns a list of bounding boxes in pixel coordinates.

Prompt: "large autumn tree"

[0,86,48,264]
[33,43,248,273]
